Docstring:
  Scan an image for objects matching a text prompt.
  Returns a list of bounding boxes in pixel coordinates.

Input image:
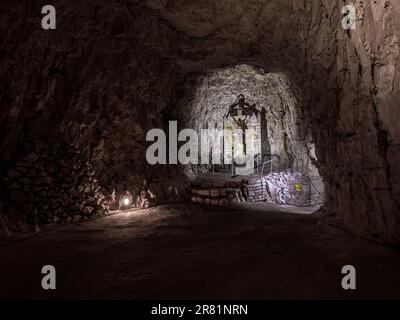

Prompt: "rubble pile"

[2,140,109,232]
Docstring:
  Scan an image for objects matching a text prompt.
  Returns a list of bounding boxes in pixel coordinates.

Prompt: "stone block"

[197,189,210,197]
[210,189,220,197]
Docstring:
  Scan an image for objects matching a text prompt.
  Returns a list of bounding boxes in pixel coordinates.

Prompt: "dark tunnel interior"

[0,0,400,301]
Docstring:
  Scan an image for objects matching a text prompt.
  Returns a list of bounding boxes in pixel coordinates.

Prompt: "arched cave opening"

[167,64,325,208]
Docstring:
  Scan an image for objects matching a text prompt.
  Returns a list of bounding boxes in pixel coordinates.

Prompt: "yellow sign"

[295,183,302,192]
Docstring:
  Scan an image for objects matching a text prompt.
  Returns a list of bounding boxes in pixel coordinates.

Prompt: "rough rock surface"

[2,139,109,233]
[0,1,399,243]
[172,66,308,167]
[264,170,312,207]
[170,65,324,202]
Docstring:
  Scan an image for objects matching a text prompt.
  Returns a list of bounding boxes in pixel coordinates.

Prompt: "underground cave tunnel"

[0,0,400,300]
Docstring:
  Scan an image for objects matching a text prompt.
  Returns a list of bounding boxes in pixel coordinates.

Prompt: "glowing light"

[123,198,130,206]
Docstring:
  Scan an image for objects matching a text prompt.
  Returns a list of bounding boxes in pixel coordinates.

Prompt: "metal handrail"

[260,160,273,179]
[259,155,281,196]
[260,154,280,176]
[310,179,324,196]
[230,155,279,178]
[230,158,270,178]
[260,159,275,196]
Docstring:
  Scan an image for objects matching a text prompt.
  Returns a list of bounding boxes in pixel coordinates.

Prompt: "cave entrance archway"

[168,64,325,207]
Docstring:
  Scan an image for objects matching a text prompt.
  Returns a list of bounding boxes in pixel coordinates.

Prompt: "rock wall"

[0,0,399,243]
[264,170,312,207]
[171,65,310,169]
[0,1,185,231]
[170,65,324,203]
[304,1,400,243]
[2,139,109,233]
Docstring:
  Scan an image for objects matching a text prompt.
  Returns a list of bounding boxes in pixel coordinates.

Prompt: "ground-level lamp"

[120,192,133,210]
[123,197,130,206]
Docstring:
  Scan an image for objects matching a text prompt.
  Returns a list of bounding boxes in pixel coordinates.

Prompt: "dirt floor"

[0,203,399,300]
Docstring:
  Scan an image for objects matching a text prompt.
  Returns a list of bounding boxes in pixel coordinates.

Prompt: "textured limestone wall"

[2,139,109,232]
[264,170,312,207]
[170,65,324,203]
[171,66,318,168]
[0,0,399,243]
[304,1,400,243]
